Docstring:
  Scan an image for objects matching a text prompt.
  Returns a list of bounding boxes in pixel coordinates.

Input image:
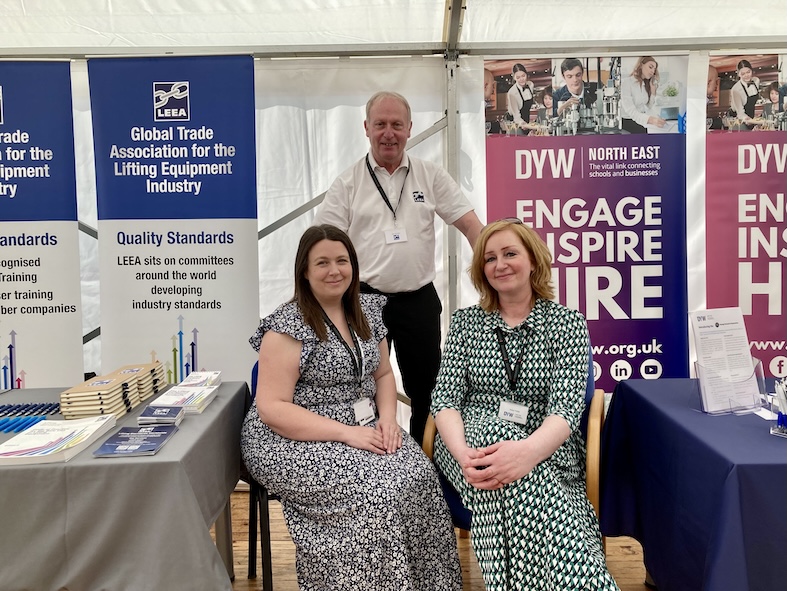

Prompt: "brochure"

[690,307,761,413]
[0,415,117,464]
[93,425,179,457]
[148,386,218,414]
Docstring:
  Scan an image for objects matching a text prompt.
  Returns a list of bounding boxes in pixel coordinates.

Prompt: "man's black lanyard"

[494,327,526,392]
[323,312,363,390]
[365,154,410,222]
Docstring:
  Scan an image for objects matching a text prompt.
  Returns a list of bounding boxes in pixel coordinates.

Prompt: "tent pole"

[444,55,460,316]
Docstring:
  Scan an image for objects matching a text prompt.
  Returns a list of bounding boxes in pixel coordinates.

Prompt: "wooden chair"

[422,354,606,547]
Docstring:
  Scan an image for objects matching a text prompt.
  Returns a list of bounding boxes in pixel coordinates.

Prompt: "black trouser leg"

[382,284,442,445]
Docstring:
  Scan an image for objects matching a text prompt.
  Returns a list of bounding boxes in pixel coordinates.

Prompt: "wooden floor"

[221,490,650,591]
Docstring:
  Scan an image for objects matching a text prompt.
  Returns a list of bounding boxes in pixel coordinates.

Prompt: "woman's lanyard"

[365,154,410,223]
[494,327,526,393]
[323,312,364,390]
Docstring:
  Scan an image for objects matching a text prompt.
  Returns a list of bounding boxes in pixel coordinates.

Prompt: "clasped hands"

[459,439,537,490]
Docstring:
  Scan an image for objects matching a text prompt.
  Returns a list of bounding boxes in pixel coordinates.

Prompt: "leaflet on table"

[178,371,222,388]
[0,415,117,464]
[690,307,761,413]
[93,425,179,457]
[148,386,218,413]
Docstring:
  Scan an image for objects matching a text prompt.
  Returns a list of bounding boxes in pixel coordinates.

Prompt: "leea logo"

[0,86,4,125]
[153,81,190,122]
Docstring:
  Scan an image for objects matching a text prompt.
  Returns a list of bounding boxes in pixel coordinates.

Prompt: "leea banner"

[89,55,259,382]
[0,61,83,388]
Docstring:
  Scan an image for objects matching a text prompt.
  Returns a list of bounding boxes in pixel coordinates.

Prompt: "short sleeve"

[248,302,317,352]
[431,165,474,226]
[360,293,388,343]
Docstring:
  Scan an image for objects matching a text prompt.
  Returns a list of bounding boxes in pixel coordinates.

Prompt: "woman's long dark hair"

[512,63,528,82]
[292,225,371,341]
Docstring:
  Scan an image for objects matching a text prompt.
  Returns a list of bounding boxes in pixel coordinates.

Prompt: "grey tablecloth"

[0,382,248,591]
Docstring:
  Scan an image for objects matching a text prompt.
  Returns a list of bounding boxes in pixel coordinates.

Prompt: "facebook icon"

[771,356,787,378]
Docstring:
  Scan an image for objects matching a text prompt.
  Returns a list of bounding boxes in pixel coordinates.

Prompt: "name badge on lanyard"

[366,155,410,246]
[353,397,375,426]
[498,399,529,425]
[494,326,528,424]
[384,228,408,244]
[323,311,372,425]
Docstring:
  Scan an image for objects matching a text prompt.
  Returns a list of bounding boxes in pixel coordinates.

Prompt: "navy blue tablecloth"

[600,379,787,591]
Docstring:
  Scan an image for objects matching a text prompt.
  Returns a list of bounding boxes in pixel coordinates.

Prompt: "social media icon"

[640,359,663,379]
[770,356,787,378]
[592,361,602,381]
[610,360,632,382]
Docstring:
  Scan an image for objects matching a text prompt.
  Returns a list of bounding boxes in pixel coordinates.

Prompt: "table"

[0,381,248,591]
[600,379,787,591]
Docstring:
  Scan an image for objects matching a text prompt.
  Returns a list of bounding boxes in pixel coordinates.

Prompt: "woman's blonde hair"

[470,220,554,312]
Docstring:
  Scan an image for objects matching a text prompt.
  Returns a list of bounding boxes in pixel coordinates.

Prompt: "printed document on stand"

[690,307,760,413]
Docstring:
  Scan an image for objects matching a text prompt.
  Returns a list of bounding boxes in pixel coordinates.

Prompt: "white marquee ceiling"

[0,0,784,57]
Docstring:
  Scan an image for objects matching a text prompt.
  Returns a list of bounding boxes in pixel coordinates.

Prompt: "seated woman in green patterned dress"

[431,219,619,591]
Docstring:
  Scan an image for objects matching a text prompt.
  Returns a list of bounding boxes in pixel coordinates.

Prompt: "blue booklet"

[137,405,185,426]
[93,425,179,457]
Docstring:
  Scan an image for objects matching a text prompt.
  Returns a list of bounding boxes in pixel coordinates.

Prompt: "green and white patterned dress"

[431,298,619,591]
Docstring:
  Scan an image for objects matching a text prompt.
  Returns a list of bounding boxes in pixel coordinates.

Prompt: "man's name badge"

[384,228,408,244]
[353,398,375,425]
[498,400,528,425]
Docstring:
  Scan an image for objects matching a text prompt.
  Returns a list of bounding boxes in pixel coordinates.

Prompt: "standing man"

[553,57,597,117]
[315,91,483,444]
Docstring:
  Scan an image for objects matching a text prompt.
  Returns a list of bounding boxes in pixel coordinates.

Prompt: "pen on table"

[23,404,43,417]
[13,416,35,433]
[14,415,45,433]
[0,404,22,418]
[2,417,21,433]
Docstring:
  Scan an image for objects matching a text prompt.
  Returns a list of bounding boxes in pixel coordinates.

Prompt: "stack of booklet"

[137,405,185,426]
[147,371,222,415]
[148,386,218,414]
[0,415,117,464]
[112,361,166,401]
[178,370,222,388]
[60,374,142,419]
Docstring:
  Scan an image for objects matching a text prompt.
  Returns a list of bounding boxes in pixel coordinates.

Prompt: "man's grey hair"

[365,91,411,123]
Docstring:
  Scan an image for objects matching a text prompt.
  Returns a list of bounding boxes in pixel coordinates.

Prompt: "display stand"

[695,357,766,415]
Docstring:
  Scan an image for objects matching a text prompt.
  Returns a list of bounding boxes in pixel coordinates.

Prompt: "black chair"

[244,360,275,591]
[422,347,605,544]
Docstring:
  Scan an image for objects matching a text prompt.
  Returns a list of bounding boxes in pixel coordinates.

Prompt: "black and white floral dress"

[431,298,619,591]
[241,294,461,591]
